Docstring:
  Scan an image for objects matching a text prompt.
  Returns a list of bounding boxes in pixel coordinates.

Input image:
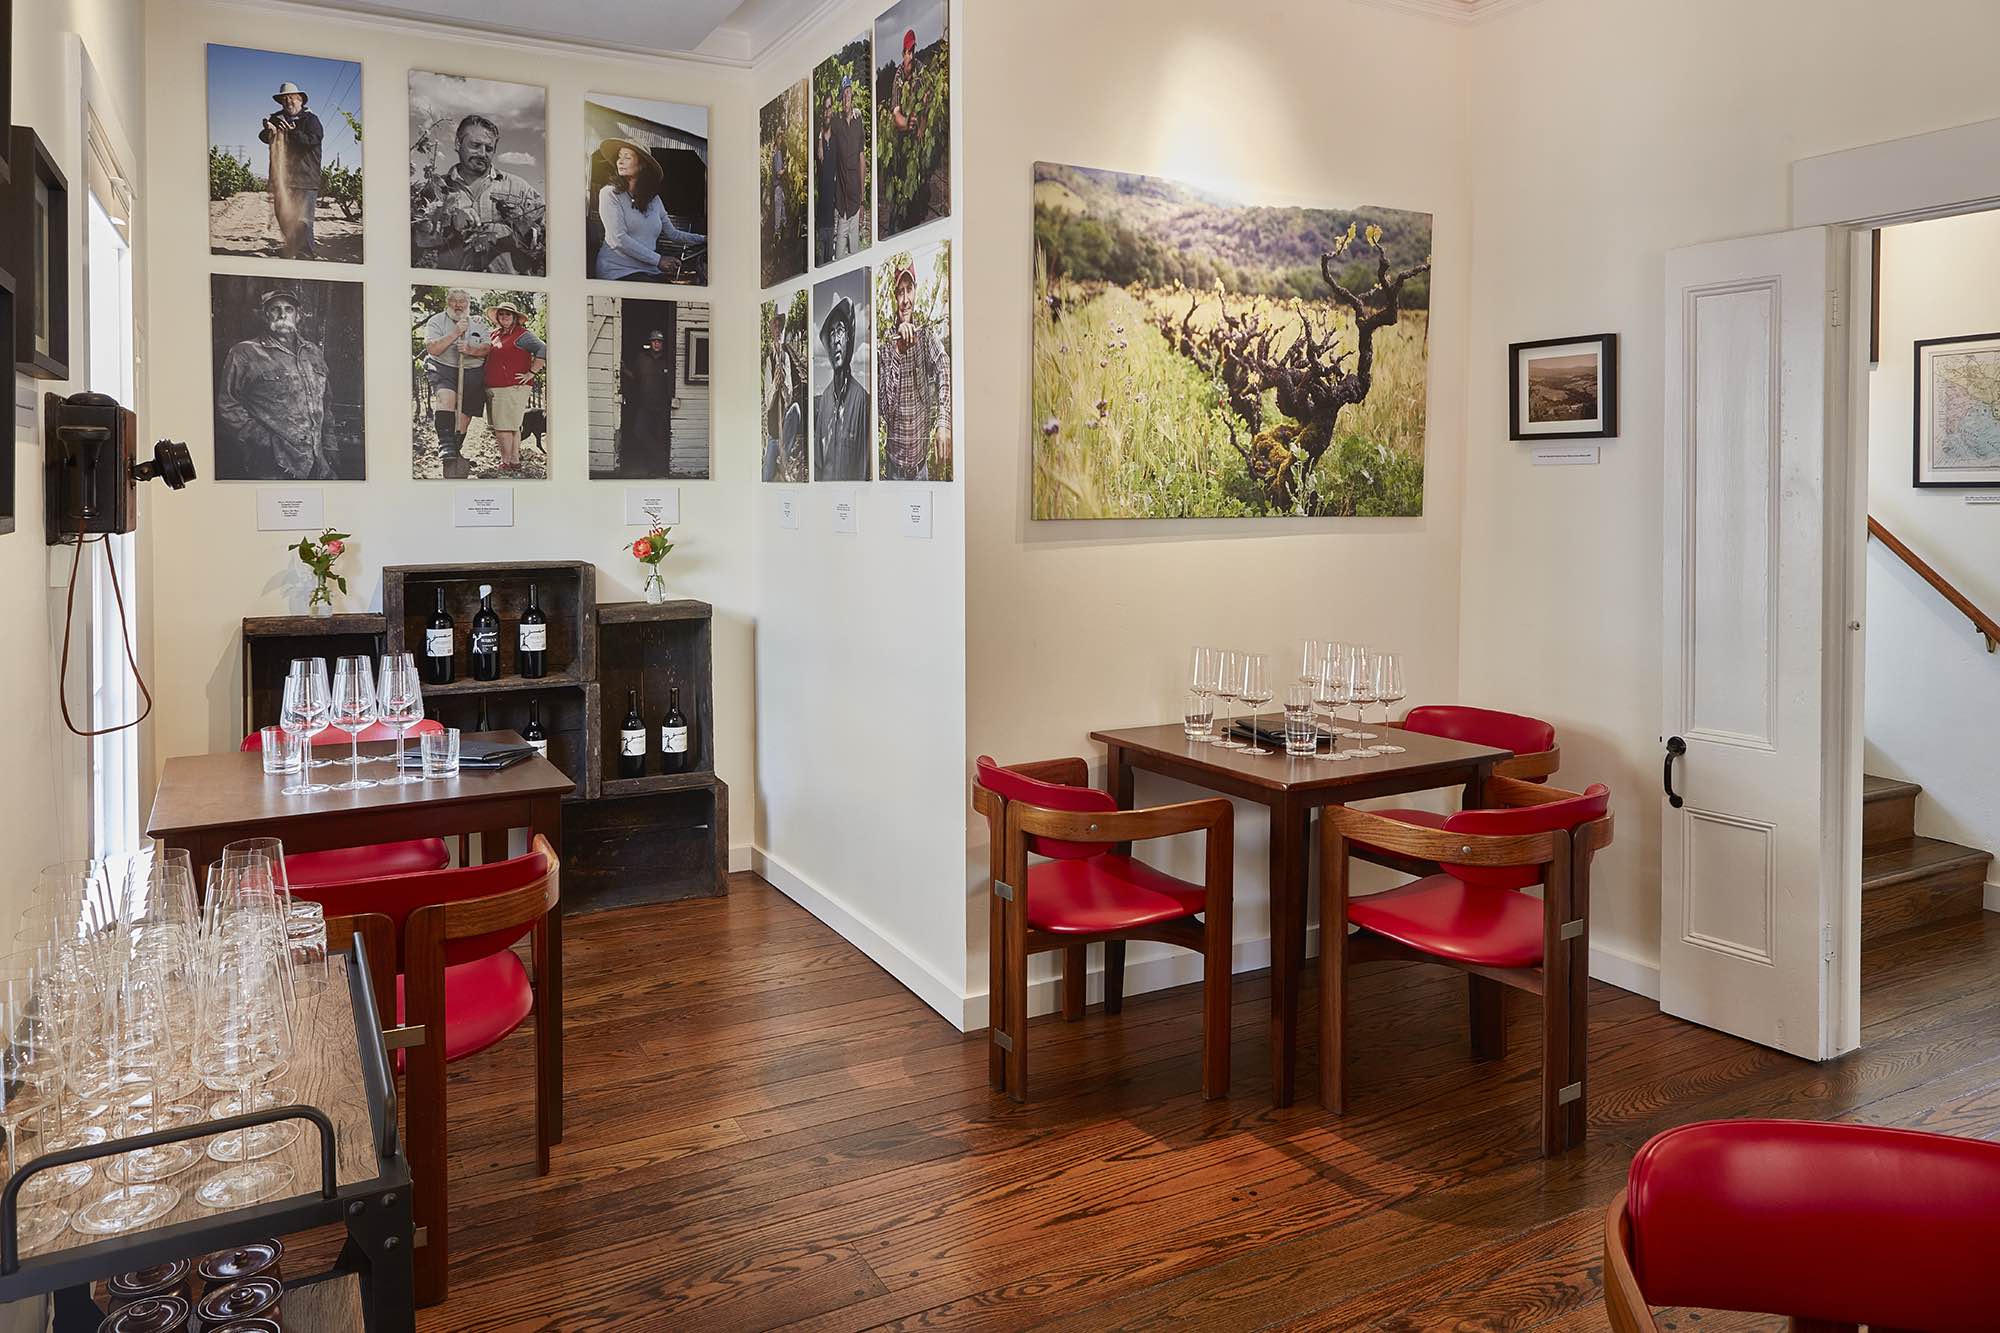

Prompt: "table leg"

[1269,800,1309,1106]
[532,796,564,1141]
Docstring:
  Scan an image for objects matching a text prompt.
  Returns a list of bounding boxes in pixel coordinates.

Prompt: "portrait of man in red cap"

[874,0,951,240]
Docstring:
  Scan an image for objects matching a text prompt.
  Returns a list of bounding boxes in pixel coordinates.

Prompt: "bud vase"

[643,570,666,604]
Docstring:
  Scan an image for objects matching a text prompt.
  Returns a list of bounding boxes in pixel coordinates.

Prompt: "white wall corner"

[728,843,754,875]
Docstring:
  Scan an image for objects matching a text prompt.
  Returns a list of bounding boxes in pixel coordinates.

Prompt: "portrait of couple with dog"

[414,285,550,479]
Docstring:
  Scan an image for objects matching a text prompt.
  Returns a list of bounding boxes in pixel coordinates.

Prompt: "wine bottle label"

[661,725,689,754]
[528,738,548,756]
[519,623,547,652]
[472,627,498,654]
[425,628,452,656]
[620,729,645,757]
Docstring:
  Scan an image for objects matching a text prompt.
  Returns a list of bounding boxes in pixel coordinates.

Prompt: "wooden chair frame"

[974,757,1234,1103]
[398,835,563,1306]
[1319,777,1612,1156]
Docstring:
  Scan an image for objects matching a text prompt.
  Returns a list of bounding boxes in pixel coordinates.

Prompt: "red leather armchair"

[1606,1119,2000,1331]
[973,756,1233,1102]
[242,721,451,887]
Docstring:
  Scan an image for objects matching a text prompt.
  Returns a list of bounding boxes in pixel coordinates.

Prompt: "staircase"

[1862,774,1994,945]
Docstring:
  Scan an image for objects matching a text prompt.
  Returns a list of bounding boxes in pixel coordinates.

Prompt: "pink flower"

[323,539,344,557]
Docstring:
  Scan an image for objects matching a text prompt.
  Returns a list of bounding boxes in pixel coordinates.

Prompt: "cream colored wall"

[1864,211,2000,880]
[142,1,756,857]
[1460,0,2000,979]
[962,0,1474,1017]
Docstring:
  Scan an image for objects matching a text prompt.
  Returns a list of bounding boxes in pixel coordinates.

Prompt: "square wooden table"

[1090,722,1512,1105]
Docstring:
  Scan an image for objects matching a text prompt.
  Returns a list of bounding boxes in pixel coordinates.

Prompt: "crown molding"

[1349,0,1545,23]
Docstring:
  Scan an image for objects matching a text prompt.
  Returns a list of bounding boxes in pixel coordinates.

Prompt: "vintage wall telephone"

[42,390,197,736]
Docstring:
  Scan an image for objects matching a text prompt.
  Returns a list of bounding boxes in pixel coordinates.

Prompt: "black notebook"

[398,738,535,770]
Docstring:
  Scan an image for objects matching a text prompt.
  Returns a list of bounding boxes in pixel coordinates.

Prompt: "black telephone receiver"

[43,391,194,543]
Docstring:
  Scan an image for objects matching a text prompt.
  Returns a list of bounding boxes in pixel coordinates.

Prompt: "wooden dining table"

[1090,720,1512,1105]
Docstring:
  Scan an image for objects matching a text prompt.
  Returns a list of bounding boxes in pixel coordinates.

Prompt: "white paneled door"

[1661,227,1846,1060]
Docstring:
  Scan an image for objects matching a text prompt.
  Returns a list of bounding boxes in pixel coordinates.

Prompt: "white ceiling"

[299,0,838,64]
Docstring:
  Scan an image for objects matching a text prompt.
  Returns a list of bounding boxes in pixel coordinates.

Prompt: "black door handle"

[1663,736,1687,809]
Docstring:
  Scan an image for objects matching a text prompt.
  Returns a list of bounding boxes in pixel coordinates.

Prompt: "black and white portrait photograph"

[762,290,809,483]
[813,35,873,266]
[411,285,550,480]
[587,295,710,480]
[875,241,951,481]
[409,70,548,275]
[874,0,950,241]
[586,96,708,286]
[207,44,363,262]
[211,274,364,481]
[812,266,872,482]
[760,81,808,288]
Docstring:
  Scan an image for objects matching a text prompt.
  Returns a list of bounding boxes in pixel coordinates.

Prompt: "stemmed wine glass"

[1238,653,1274,757]
[72,951,188,1233]
[377,653,426,785]
[1212,649,1244,750]
[192,941,296,1209]
[280,663,331,796]
[1312,646,1344,759]
[1372,652,1408,754]
[0,959,84,1251]
[328,656,379,792]
[1346,649,1381,755]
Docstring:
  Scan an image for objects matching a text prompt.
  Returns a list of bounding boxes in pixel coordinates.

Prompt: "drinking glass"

[1183,690,1213,742]
[1186,647,1216,744]
[83,950,197,1212]
[1372,652,1408,754]
[377,653,426,785]
[327,656,379,792]
[1238,653,1274,757]
[280,663,331,796]
[192,944,297,1208]
[1346,649,1382,755]
[0,967,75,1252]
[1296,640,1324,689]
[1284,684,1319,756]
[258,727,301,776]
[1313,648,1346,760]
[421,728,461,779]
[1212,649,1244,750]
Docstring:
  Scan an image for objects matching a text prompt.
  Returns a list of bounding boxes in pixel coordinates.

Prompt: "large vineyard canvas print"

[1031,163,1432,519]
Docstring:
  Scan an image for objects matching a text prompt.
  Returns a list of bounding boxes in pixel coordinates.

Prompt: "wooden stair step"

[1861,835,1994,946]
[1862,773,1923,851]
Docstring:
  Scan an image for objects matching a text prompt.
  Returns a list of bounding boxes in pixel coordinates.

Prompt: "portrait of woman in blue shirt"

[595,137,707,283]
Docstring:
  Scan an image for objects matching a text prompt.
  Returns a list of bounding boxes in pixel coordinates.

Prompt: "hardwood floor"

[392,876,2000,1330]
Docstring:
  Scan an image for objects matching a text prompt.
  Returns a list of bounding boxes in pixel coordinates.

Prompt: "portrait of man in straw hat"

[207,45,364,262]
[812,268,873,482]
[211,274,364,480]
[585,96,711,286]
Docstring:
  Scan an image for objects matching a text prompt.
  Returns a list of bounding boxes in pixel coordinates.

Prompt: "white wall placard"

[829,488,860,534]
[453,488,515,528]
[1965,493,2000,505]
[624,486,682,527]
[777,495,799,529]
[900,489,934,539]
[1531,445,1601,466]
[255,488,324,531]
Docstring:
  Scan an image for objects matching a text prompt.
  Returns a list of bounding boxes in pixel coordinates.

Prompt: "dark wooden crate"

[596,600,712,789]
[383,560,595,688]
[421,682,598,802]
[0,126,67,380]
[240,613,387,735]
[562,777,727,911]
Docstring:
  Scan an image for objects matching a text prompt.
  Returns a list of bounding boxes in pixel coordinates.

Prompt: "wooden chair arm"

[435,834,562,939]
[1494,746,1561,781]
[1322,804,1562,867]
[326,912,397,1031]
[1009,797,1232,846]
[1005,756,1092,787]
[1484,775,1587,808]
[1602,1189,1658,1332]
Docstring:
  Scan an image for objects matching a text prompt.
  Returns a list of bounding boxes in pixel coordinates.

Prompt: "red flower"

[631,537,652,560]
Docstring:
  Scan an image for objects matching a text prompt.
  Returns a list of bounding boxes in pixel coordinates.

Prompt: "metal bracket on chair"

[993,880,1016,903]
[1559,919,1585,942]
[383,1024,427,1050]
[1557,1082,1583,1105]
[413,1226,429,1247]
[990,1029,1014,1052]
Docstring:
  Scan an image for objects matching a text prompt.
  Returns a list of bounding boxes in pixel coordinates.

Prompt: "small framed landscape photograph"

[1510,333,1617,441]
[1913,332,2000,488]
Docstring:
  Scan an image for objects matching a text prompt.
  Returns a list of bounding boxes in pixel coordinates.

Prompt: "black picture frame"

[1912,331,2000,489]
[1509,333,1618,442]
[0,0,13,187]
[683,326,709,384]
[1,126,69,380]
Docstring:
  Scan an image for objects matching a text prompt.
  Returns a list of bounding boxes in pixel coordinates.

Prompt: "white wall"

[142,0,757,859]
[961,0,1473,1019]
[1864,211,2000,885]
[749,0,971,1020]
[1459,0,2000,983]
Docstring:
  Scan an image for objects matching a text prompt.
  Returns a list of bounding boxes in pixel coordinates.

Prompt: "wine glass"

[1296,640,1324,689]
[377,653,425,784]
[0,964,77,1252]
[1346,649,1381,755]
[1186,647,1216,744]
[1313,647,1345,760]
[280,663,331,796]
[192,943,296,1208]
[1238,653,1273,756]
[1213,649,1244,750]
[327,656,379,792]
[79,951,196,1220]
[1372,652,1408,754]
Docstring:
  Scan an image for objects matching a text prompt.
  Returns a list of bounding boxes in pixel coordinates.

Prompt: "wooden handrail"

[1868,516,2000,654]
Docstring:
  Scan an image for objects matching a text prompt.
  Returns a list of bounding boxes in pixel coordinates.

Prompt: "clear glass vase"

[642,569,666,604]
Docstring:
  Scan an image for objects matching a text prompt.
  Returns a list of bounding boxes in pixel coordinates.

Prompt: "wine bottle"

[470,584,501,681]
[659,686,690,775]
[618,688,646,778]
[423,587,455,685]
[523,698,549,758]
[518,582,548,679]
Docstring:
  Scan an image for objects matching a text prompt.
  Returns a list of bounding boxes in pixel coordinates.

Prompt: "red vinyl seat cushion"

[1025,855,1207,934]
[395,951,535,1064]
[1625,1119,2000,1332]
[287,839,450,889]
[1346,874,1544,968]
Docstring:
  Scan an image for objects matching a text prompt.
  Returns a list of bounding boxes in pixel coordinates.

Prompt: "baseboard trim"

[1985,879,2000,914]
[751,848,973,1031]
[728,843,753,874]
[1588,943,1660,1001]
[960,928,1309,1032]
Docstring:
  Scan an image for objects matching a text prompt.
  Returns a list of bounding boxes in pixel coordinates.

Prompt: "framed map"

[1915,332,2000,488]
